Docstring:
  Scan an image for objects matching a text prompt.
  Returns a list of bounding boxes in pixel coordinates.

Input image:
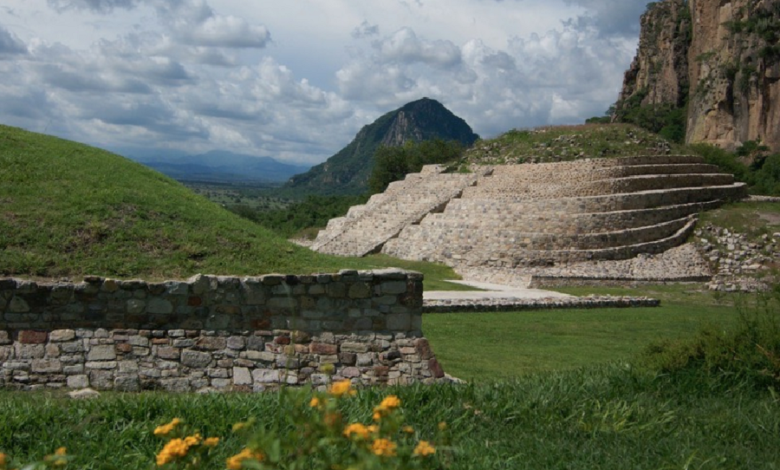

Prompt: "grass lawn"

[424,302,739,380]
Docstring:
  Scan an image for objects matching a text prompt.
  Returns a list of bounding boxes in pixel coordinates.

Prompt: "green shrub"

[639,289,780,391]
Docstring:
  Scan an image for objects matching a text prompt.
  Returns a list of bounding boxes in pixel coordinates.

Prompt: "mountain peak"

[286,99,479,195]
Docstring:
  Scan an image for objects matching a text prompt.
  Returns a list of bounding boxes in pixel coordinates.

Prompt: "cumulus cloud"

[175,15,270,49]
[0,24,26,55]
[352,20,379,39]
[563,0,647,37]
[1,0,644,164]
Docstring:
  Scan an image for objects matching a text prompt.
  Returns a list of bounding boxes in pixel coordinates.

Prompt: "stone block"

[310,343,337,355]
[244,350,276,362]
[147,298,173,314]
[114,375,140,392]
[227,336,246,350]
[233,367,252,385]
[0,331,10,345]
[14,343,44,359]
[380,281,408,295]
[86,361,118,370]
[156,347,180,360]
[67,374,90,389]
[0,345,13,362]
[87,345,116,361]
[63,364,84,375]
[31,359,62,373]
[386,314,411,331]
[196,337,226,350]
[50,330,76,342]
[341,341,369,353]
[181,350,212,368]
[88,370,114,390]
[19,330,47,344]
[252,369,282,384]
[60,340,85,354]
[161,378,191,392]
[8,297,30,313]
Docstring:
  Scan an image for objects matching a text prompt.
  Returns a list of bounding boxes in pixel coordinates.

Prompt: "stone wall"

[0,270,445,392]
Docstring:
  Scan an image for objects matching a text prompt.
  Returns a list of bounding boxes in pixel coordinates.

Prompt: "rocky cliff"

[614,0,780,152]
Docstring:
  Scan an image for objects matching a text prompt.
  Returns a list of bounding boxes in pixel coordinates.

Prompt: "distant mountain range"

[128,150,310,184]
[285,97,480,195]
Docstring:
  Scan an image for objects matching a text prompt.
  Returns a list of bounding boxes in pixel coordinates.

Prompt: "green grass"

[463,124,686,165]
[424,301,739,380]
[2,368,779,470]
[0,124,469,290]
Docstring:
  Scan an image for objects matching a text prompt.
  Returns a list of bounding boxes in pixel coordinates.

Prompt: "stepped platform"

[310,166,489,257]
[312,156,747,269]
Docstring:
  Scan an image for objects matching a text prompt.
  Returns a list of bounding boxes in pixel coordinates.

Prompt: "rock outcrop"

[615,0,780,152]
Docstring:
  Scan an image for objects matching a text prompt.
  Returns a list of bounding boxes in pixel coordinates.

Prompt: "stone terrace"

[383,156,746,268]
[310,156,746,272]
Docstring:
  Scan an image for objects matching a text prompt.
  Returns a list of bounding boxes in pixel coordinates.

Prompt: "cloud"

[175,15,270,49]
[352,20,379,39]
[46,0,142,13]
[0,24,26,55]
[563,0,647,37]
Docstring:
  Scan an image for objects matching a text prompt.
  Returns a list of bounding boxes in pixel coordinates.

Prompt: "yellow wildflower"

[203,437,220,447]
[154,418,182,437]
[403,426,415,434]
[373,395,401,420]
[371,438,397,457]
[367,424,379,434]
[156,437,196,466]
[343,423,370,440]
[413,441,436,457]
[226,448,264,470]
[438,422,447,431]
[232,422,248,432]
[310,397,322,408]
[0,452,6,468]
[328,380,356,397]
[44,447,67,467]
[378,395,401,410]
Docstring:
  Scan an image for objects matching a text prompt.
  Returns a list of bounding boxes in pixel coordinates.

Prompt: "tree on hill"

[368,139,464,194]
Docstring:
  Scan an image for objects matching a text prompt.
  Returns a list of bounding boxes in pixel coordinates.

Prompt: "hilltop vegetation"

[0,124,464,287]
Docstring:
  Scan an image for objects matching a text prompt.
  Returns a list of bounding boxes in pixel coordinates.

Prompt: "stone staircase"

[310,165,489,257]
[379,155,747,268]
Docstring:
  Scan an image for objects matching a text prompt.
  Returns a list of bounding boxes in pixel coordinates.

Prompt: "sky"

[0,0,649,166]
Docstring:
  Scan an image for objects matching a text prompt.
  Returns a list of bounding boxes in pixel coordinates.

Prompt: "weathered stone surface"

[67,375,90,389]
[50,330,76,342]
[181,350,212,368]
[19,331,47,344]
[233,367,252,385]
[87,345,116,361]
[252,369,282,384]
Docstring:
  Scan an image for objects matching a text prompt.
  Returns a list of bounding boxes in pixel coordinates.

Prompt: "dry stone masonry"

[313,156,746,276]
[0,270,446,392]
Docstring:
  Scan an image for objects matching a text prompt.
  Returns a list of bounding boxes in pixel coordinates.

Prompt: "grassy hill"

[462,123,685,165]
[0,124,462,285]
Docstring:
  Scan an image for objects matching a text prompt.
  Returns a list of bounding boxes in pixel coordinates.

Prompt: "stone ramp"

[310,165,489,257]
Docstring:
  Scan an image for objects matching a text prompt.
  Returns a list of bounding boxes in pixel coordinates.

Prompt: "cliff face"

[615,0,780,152]
[614,0,691,110]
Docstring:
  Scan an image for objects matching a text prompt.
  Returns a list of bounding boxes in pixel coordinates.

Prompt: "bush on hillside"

[639,288,780,391]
